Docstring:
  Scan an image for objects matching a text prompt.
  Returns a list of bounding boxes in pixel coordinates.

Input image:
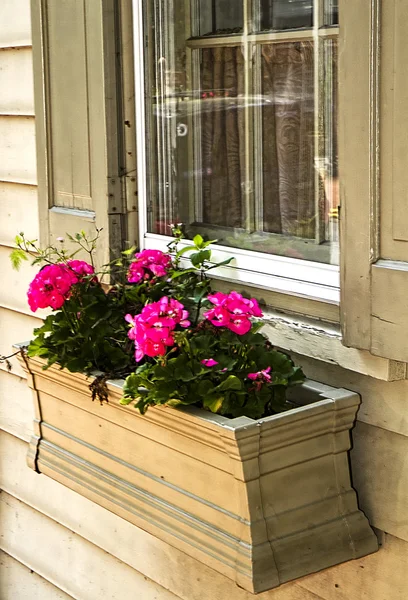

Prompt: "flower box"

[20,353,378,594]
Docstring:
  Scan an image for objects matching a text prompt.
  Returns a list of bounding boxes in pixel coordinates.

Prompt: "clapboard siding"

[0,244,48,316]
[0,307,41,377]
[0,551,74,600]
[0,47,34,115]
[0,116,37,185]
[295,355,408,438]
[0,492,182,600]
[0,0,32,48]
[0,183,39,246]
[351,422,408,543]
[0,370,34,442]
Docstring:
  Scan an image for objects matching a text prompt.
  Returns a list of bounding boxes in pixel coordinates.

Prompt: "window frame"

[132,0,340,308]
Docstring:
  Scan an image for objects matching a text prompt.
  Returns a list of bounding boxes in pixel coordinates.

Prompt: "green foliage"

[121,322,305,420]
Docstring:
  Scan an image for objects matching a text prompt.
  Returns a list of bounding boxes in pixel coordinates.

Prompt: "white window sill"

[262,310,407,382]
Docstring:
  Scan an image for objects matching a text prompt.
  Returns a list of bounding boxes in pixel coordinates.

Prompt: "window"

[135,0,340,303]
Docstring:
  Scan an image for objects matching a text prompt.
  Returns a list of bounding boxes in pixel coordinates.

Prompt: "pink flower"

[27,260,97,312]
[204,291,262,335]
[248,367,272,390]
[27,264,77,311]
[67,260,95,278]
[201,359,218,367]
[126,296,190,362]
[127,249,171,283]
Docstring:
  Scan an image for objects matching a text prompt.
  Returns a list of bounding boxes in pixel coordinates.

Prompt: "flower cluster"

[27,260,96,312]
[126,296,190,361]
[203,291,263,335]
[128,249,172,284]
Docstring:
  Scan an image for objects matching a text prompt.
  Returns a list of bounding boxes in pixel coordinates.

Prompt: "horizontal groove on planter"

[20,355,379,594]
[40,422,248,523]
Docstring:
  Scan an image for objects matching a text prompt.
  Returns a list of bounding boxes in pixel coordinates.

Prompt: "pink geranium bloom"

[127,249,171,284]
[67,259,96,279]
[229,316,251,335]
[27,264,78,312]
[126,296,190,362]
[248,367,272,390]
[201,359,219,367]
[204,290,262,335]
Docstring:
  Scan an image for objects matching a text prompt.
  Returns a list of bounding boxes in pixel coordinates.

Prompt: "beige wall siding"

[0,0,32,48]
[0,183,39,246]
[0,48,34,115]
[0,552,74,600]
[0,116,37,184]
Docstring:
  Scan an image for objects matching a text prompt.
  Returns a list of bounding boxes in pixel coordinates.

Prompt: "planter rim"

[17,344,360,433]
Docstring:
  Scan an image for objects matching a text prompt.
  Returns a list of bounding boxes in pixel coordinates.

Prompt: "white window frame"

[132,0,340,306]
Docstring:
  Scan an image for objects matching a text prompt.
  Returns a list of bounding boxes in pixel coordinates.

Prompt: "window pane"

[261,42,315,240]
[144,0,339,265]
[324,0,339,25]
[260,1,313,31]
[198,0,243,36]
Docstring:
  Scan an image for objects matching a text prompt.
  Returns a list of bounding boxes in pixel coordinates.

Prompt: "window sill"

[261,310,407,381]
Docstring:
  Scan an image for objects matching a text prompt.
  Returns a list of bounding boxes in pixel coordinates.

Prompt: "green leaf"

[216,375,243,392]
[193,234,204,248]
[206,257,234,270]
[10,248,28,271]
[203,395,224,413]
[175,245,197,258]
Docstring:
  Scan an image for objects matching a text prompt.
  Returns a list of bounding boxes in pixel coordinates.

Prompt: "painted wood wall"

[1,1,408,598]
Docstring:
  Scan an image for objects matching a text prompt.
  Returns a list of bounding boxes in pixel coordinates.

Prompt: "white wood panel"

[0,183,39,245]
[0,370,33,442]
[298,533,408,600]
[0,48,34,115]
[262,314,406,381]
[0,116,37,185]
[0,0,31,48]
[293,355,408,438]
[0,431,322,600]
[0,551,74,600]
[0,244,48,317]
[0,493,181,600]
[0,307,41,377]
[351,421,408,543]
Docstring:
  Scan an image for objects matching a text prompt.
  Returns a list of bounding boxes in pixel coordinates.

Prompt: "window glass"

[143,0,339,265]
[260,1,313,31]
[324,0,338,26]
[198,0,243,35]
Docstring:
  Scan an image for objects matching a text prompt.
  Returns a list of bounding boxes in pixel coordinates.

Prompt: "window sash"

[132,0,340,305]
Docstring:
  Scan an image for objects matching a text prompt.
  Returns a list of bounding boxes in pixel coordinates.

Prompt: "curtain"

[200,41,315,239]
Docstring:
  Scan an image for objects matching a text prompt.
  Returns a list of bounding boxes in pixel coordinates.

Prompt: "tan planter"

[20,354,378,593]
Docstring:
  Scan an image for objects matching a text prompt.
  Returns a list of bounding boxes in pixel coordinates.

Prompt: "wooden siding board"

[0,48,34,115]
[0,116,37,185]
[0,307,41,377]
[298,533,408,600]
[293,355,408,438]
[0,492,182,600]
[0,370,34,442]
[0,183,39,245]
[0,0,32,48]
[0,245,48,317]
[350,421,408,543]
[0,551,74,600]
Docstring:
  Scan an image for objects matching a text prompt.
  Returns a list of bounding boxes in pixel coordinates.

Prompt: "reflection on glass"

[198,0,243,36]
[323,39,339,263]
[324,0,339,25]
[260,0,313,31]
[261,43,315,240]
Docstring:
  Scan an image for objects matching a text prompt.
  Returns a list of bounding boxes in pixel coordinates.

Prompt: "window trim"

[132,0,340,307]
